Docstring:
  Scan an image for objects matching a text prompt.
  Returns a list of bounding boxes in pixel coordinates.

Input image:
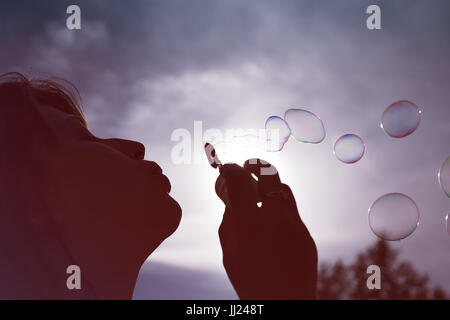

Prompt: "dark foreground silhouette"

[317,239,447,300]
[0,72,317,299]
[217,161,318,299]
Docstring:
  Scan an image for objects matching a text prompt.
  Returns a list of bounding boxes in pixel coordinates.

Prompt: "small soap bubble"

[368,193,420,241]
[381,100,421,138]
[284,108,326,144]
[265,116,291,152]
[446,212,450,236]
[438,156,450,198]
[333,134,365,164]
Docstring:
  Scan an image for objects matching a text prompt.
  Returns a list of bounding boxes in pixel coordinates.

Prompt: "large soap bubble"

[284,108,326,144]
[368,193,420,241]
[265,116,291,152]
[334,134,365,164]
[381,100,422,138]
[438,156,450,198]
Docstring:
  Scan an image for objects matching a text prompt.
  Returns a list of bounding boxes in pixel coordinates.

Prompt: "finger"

[244,159,304,224]
[243,158,284,201]
[278,183,304,224]
[273,183,295,208]
[218,209,239,276]
[276,184,313,238]
[243,158,279,178]
[219,163,259,212]
[215,175,231,206]
[218,209,234,258]
[218,163,259,232]
[216,173,260,206]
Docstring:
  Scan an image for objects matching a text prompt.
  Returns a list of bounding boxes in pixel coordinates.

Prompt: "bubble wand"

[204,142,261,207]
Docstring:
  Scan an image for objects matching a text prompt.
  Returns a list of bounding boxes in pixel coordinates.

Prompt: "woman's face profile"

[37,103,182,264]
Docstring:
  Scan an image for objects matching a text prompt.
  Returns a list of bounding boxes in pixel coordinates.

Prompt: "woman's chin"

[146,194,182,243]
[164,195,182,236]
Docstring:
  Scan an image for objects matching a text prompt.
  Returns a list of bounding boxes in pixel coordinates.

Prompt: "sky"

[1,0,449,298]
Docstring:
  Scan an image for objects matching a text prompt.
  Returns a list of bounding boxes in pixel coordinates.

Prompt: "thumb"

[218,163,259,218]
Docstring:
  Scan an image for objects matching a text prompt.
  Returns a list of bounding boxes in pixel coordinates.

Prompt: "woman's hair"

[0,72,85,124]
[0,72,94,298]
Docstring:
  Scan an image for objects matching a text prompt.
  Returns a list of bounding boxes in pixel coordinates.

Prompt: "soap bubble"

[265,116,291,152]
[381,100,422,138]
[438,156,450,198]
[333,134,365,164]
[284,108,326,144]
[446,212,450,236]
[369,193,420,241]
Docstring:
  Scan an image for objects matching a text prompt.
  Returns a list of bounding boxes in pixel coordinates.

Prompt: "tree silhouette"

[317,240,447,300]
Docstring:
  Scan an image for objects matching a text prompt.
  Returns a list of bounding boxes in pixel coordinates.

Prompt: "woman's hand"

[216,159,317,299]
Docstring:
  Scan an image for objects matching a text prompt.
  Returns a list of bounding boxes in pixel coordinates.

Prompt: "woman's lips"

[142,160,171,193]
[158,173,172,194]
[143,160,163,175]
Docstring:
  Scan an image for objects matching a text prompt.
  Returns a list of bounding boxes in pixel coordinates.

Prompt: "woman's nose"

[103,138,146,160]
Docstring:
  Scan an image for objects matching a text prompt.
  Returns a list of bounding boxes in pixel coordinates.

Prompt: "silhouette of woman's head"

[0,72,181,299]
